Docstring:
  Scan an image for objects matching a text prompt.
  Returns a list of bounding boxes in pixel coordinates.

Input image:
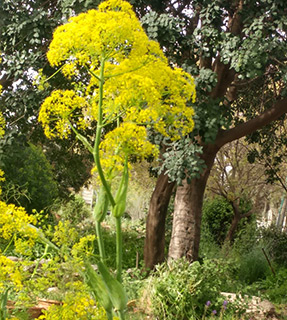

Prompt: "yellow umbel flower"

[0,254,23,292]
[47,0,149,68]
[0,201,38,255]
[39,0,196,174]
[99,122,159,173]
[39,90,88,139]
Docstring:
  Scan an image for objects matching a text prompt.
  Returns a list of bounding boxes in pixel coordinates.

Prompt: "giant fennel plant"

[38,0,196,319]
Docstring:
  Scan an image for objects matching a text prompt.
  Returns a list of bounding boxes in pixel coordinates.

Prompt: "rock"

[221,292,280,320]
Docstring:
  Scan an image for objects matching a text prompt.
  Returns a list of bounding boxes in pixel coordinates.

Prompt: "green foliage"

[95,218,145,271]
[0,0,93,198]
[122,268,148,301]
[140,0,287,184]
[1,138,58,213]
[202,197,234,245]
[199,221,274,290]
[263,268,287,304]
[141,10,185,65]
[202,196,255,246]
[231,220,259,256]
[160,137,206,185]
[53,195,92,230]
[260,225,287,267]
[198,227,221,261]
[236,247,271,285]
[144,258,240,320]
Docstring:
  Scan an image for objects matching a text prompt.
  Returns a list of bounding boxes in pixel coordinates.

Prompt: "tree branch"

[209,0,243,99]
[215,97,287,147]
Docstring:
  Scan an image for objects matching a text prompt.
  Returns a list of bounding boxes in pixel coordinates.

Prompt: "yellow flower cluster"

[47,0,149,69]
[0,201,38,255]
[0,112,5,138]
[0,169,4,196]
[52,220,79,248]
[71,234,96,260]
[38,281,111,320]
[99,122,159,173]
[0,255,23,292]
[110,61,196,140]
[39,90,88,139]
[40,0,196,173]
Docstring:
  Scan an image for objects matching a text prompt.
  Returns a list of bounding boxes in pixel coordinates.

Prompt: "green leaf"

[97,261,128,313]
[84,261,113,318]
[112,159,128,218]
[93,186,109,222]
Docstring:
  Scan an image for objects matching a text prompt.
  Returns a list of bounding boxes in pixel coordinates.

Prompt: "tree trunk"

[225,201,253,242]
[144,172,175,269]
[144,97,287,268]
[225,215,241,243]
[277,196,287,231]
[168,146,218,262]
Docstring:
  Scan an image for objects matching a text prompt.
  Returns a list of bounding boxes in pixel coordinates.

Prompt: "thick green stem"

[115,217,123,283]
[118,310,125,320]
[93,58,115,207]
[95,220,105,262]
[106,311,113,320]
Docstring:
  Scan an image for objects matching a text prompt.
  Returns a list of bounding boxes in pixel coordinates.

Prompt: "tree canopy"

[2,0,287,268]
[144,0,287,268]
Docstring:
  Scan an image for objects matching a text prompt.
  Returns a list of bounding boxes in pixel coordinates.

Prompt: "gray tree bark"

[168,146,218,261]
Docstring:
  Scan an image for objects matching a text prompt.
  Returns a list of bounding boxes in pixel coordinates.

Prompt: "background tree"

[2,0,287,269]
[0,134,58,213]
[142,0,287,268]
[205,139,282,242]
[0,0,97,197]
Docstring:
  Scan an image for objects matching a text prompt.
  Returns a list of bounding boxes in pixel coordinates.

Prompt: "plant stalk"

[93,58,115,208]
[115,216,123,282]
[95,220,106,262]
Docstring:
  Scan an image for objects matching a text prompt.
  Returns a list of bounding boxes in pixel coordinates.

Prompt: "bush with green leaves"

[1,138,58,213]
[53,195,92,229]
[143,258,242,320]
[236,246,271,285]
[260,225,287,267]
[262,267,287,304]
[202,197,234,245]
[202,196,255,246]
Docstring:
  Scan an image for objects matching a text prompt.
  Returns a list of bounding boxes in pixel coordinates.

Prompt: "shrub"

[53,195,92,229]
[236,246,271,285]
[231,218,259,257]
[1,140,58,213]
[260,225,287,267]
[263,267,287,304]
[143,258,237,320]
[202,197,234,245]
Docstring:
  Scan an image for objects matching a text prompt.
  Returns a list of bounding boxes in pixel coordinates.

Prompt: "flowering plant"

[38,0,196,318]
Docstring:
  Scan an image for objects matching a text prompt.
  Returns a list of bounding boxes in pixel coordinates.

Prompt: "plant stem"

[115,216,123,282]
[31,244,49,279]
[0,288,9,320]
[118,310,125,320]
[93,58,115,207]
[3,236,14,255]
[95,220,105,262]
[106,311,113,320]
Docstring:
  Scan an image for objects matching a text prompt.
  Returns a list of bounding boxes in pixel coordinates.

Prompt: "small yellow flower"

[0,201,38,255]
[39,0,196,175]
[0,254,23,291]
